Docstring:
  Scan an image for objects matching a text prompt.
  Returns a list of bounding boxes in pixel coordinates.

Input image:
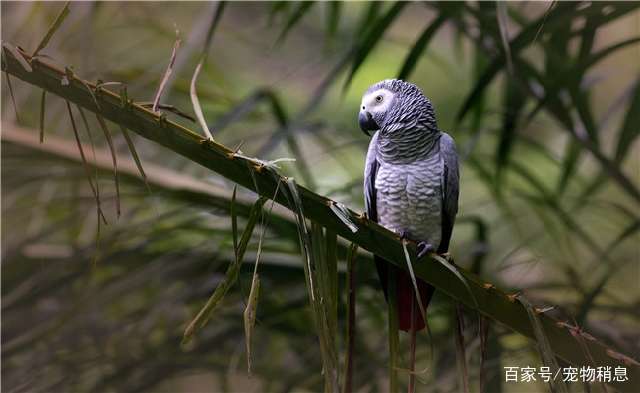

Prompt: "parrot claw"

[416,242,435,259]
[398,231,436,259]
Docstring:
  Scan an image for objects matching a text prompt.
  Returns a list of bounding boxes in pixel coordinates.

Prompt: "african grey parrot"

[359,79,459,336]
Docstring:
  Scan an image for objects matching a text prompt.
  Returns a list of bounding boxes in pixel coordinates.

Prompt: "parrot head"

[358,79,437,136]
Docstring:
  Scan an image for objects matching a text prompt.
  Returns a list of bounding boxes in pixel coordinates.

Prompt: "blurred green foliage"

[2,2,639,392]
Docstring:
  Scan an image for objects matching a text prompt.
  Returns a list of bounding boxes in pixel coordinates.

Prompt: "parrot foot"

[398,231,436,259]
[416,242,435,259]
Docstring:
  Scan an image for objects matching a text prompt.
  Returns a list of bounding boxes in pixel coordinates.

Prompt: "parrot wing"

[364,131,379,222]
[438,132,460,254]
[363,132,389,300]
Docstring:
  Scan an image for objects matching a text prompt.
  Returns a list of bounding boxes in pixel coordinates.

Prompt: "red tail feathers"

[396,270,434,332]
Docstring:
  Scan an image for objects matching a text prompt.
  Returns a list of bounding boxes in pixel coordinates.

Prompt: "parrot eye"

[375,95,383,103]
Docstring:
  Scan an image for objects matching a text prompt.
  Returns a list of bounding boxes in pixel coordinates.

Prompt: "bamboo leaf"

[513,57,640,204]
[454,303,470,393]
[39,90,46,143]
[95,114,121,218]
[496,77,526,180]
[276,2,314,44]
[325,2,341,44]
[325,229,338,335]
[202,1,227,59]
[76,69,101,110]
[329,202,358,233]
[152,33,181,113]
[311,222,340,393]
[401,240,427,325]
[267,1,289,27]
[479,316,489,393]
[183,196,267,344]
[118,123,155,214]
[615,80,640,163]
[509,161,605,257]
[344,2,407,88]
[464,216,489,275]
[431,254,478,308]
[137,102,195,122]
[468,44,489,142]
[209,85,316,188]
[543,2,573,80]
[456,2,582,123]
[526,36,640,128]
[397,13,446,80]
[66,101,106,224]
[555,140,582,197]
[570,79,598,145]
[118,125,148,184]
[496,2,513,75]
[387,268,399,393]
[4,72,21,123]
[255,89,316,189]
[189,2,226,141]
[286,178,339,392]
[556,85,597,197]
[354,2,379,37]
[231,185,239,258]
[190,61,213,140]
[211,89,277,131]
[343,242,358,393]
[32,1,70,57]
[576,220,640,325]
[401,240,431,393]
[244,272,260,375]
[243,178,281,375]
[76,106,107,225]
[518,295,569,393]
[285,177,315,301]
[267,93,317,189]
[575,79,640,203]
[581,36,640,72]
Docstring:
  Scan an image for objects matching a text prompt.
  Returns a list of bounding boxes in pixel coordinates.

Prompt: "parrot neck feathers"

[377,126,440,164]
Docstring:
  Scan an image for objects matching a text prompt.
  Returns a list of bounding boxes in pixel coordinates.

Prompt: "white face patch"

[360,89,394,115]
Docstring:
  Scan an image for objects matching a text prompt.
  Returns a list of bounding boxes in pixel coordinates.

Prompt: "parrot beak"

[359,111,379,136]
